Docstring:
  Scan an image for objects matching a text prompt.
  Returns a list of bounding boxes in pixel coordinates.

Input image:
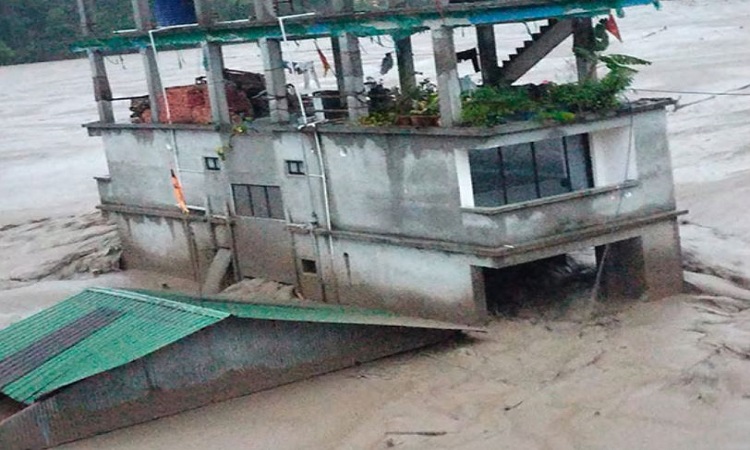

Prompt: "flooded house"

[77,0,683,323]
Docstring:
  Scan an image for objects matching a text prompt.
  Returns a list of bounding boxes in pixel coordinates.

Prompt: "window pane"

[502,143,537,204]
[469,148,505,207]
[249,185,270,218]
[232,184,253,216]
[535,138,569,197]
[267,186,285,220]
[566,135,593,190]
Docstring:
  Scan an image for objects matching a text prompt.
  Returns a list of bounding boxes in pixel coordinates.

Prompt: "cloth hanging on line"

[380,52,394,75]
[170,169,189,214]
[282,61,321,90]
[314,41,333,76]
[456,48,480,73]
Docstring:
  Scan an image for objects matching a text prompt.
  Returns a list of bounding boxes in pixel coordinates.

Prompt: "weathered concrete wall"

[0,319,456,450]
[100,128,224,209]
[89,105,681,318]
[108,212,216,281]
[327,238,483,322]
[315,109,676,249]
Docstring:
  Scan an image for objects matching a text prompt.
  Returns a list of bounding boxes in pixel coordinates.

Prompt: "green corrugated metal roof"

[0,287,477,404]
[0,288,228,404]
[137,290,480,331]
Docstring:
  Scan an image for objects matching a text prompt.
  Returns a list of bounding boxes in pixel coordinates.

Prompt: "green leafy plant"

[461,52,650,127]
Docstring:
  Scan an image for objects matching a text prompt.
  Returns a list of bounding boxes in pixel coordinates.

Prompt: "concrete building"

[77,0,684,323]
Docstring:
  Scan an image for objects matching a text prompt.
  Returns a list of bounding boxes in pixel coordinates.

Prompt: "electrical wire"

[630,87,750,96]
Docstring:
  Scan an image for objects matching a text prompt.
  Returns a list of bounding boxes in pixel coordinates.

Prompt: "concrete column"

[78,0,114,123]
[88,50,115,123]
[573,17,597,82]
[253,0,276,21]
[641,220,684,300]
[338,33,368,121]
[431,26,462,127]
[76,0,96,35]
[260,38,290,123]
[131,0,154,30]
[132,0,161,123]
[476,24,499,86]
[331,37,346,101]
[194,0,216,26]
[141,48,163,123]
[596,238,646,301]
[394,36,416,93]
[202,42,231,125]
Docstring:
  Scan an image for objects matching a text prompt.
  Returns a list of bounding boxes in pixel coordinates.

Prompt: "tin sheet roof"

[0,289,228,404]
[0,288,479,404]
[137,289,483,331]
[72,0,656,53]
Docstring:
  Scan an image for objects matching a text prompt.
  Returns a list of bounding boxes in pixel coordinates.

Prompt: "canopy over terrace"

[72,0,657,52]
[72,0,659,127]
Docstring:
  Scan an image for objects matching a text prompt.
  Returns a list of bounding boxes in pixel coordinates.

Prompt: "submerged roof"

[0,287,475,404]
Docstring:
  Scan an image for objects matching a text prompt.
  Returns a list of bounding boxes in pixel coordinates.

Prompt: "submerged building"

[75,0,683,323]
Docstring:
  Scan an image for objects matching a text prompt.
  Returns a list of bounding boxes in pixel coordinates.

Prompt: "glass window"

[267,186,285,220]
[565,135,593,191]
[232,184,284,219]
[502,143,537,204]
[468,134,593,208]
[535,138,569,197]
[232,184,253,216]
[469,148,504,207]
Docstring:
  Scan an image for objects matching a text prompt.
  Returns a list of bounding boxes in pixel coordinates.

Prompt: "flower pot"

[395,116,412,126]
[410,115,439,127]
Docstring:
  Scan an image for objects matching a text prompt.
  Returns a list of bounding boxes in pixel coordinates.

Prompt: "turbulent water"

[3,1,750,448]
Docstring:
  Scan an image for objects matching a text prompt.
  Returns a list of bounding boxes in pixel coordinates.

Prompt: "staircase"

[497,19,575,84]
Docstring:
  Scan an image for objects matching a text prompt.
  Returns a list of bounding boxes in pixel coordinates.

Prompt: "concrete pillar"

[141,48,163,123]
[338,33,368,121]
[475,24,499,86]
[260,38,290,123]
[88,50,115,123]
[132,0,161,123]
[253,0,276,21]
[131,0,154,30]
[331,37,346,103]
[431,26,462,127]
[641,220,684,300]
[194,0,216,26]
[202,42,231,125]
[395,36,416,93]
[573,17,597,81]
[76,0,96,35]
[596,238,646,301]
[77,0,114,123]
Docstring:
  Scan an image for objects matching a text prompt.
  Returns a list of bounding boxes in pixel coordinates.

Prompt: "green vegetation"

[0,0,253,66]
[461,53,650,127]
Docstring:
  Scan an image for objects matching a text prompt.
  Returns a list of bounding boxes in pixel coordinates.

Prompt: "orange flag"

[605,13,623,42]
[171,169,189,214]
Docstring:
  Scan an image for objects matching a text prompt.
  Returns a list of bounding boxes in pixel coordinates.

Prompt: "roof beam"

[71,0,656,53]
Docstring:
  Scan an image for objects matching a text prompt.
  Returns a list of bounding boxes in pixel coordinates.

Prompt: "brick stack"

[138,82,253,124]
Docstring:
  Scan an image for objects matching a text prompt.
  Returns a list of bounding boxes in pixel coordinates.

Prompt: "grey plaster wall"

[327,238,482,322]
[313,109,676,249]
[100,128,224,209]
[111,213,215,280]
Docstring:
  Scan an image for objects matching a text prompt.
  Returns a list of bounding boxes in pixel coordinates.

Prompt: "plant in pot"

[395,79,440,126]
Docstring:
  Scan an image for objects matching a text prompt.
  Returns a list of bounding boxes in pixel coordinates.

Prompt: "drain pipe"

[300,121,339,302]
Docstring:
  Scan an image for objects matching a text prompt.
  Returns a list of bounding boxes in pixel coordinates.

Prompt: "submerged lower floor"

[101,202,684,323]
